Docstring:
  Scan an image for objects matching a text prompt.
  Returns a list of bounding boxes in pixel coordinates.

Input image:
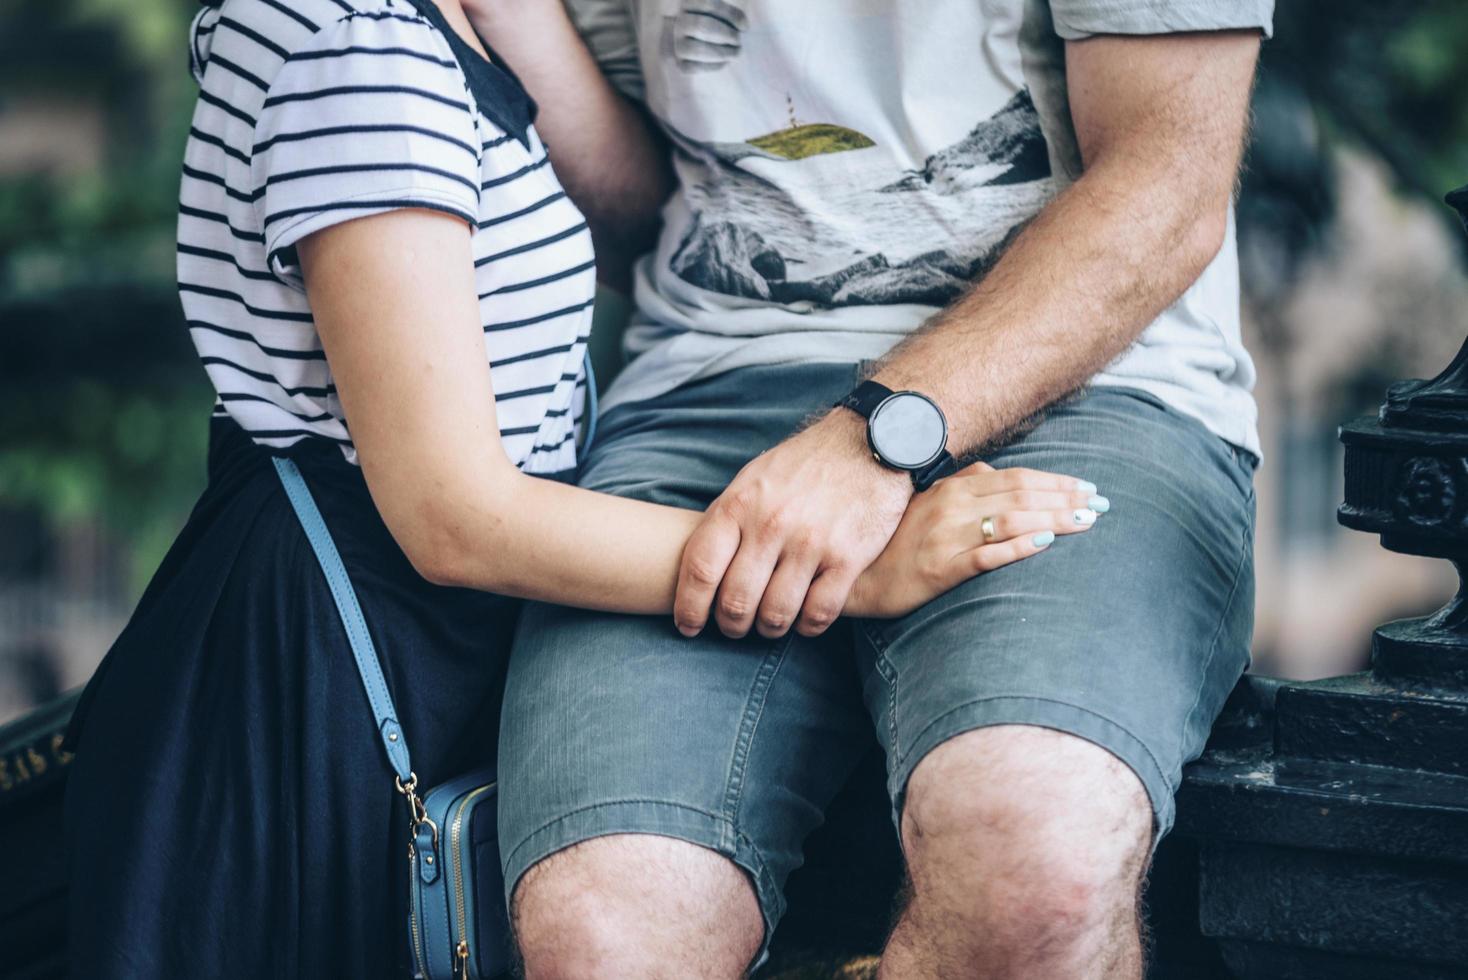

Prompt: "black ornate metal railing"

[0,692,76,979]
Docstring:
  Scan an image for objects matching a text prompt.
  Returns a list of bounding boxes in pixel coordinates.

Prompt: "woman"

[62,0,1102,975]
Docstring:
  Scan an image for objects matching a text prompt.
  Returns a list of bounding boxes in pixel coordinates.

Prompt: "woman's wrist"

[845,564,885,619]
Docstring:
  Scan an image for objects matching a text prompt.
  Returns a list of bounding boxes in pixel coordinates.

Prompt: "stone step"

[1198,841,1468,970]
[1177,749,1468,863]
[1215,938,1468,980]
[1272,672,1468,777]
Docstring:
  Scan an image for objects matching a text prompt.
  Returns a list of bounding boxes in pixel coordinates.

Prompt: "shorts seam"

[1175,489,1255,788]
[858,622,901,757]
[879,652,899,759]
[722,639,790,828]
[856,619,887,655]
[894,694,1169,798]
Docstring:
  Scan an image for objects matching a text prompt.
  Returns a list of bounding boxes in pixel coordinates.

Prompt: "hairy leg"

[513,834,764,980]
[880,726,1153,980]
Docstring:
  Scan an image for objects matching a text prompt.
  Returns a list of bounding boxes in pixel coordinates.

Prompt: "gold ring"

[980,516,997,543]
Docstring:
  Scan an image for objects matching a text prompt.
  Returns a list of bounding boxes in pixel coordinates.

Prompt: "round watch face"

[868,392,947,470]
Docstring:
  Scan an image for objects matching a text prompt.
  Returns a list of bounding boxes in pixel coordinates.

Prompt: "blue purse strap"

[270,350,595,791]
[272,456,414,786]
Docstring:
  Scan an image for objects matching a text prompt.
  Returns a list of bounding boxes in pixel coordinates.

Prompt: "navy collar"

[399,0,537,150]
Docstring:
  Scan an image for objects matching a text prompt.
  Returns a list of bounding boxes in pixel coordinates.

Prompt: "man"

[472,1,1269,976]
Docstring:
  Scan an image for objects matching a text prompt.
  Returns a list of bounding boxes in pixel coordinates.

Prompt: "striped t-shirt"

[181,0,596,473]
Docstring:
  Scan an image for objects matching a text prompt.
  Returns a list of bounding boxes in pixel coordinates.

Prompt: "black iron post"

[1339,186,1468,690]
[1174,186,1468,979]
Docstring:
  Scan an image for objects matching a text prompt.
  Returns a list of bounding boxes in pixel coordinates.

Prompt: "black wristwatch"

[836,380,958,491]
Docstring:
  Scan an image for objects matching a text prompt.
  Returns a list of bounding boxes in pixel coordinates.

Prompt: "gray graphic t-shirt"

[569,0,1275,455]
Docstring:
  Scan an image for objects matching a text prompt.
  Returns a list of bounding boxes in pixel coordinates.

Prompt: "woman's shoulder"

[216,0,432,31]
[201,0,459,76]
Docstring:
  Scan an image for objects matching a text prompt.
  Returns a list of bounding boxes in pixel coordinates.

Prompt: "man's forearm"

[464,1,672,263]
[869,151,1229,455]
[868,32,1259,457]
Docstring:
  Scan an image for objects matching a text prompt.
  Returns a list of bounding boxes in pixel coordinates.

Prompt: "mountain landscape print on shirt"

[669,89,1055,309]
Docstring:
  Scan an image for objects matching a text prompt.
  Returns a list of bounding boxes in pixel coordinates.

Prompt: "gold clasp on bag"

[396,772,424,821]
[397,772,439,851]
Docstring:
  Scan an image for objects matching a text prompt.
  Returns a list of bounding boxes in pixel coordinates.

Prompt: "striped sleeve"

[250,11,481,286]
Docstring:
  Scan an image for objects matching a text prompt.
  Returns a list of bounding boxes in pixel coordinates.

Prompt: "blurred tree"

[1279,1,1468,207]
[0,0,204,594]
[0,0,195,294]
[1238,0,1468,447]
[0,286,209,591]
[1249,0,1468,271]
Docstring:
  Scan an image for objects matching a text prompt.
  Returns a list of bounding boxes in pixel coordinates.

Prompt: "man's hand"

[674,410,911,640]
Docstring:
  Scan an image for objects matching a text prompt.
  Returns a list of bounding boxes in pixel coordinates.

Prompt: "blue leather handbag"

[274,457,509,980]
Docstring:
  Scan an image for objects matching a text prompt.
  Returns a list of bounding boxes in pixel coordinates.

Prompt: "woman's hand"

[844,461,1106,622]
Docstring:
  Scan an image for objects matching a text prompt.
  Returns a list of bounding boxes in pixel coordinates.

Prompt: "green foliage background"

[2,0,205,590]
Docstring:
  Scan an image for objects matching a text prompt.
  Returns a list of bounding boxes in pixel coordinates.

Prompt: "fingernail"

[1032,531,1055,548]
[1073,508,1097,526]
[676,622,698,637]
[1075,480,1098,494]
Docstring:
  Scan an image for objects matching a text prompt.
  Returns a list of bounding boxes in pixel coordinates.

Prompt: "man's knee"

[512,834,763,980]
[901,725,1153,933]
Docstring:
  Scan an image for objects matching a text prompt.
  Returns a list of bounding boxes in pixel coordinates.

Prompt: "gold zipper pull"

[453,939,470,980]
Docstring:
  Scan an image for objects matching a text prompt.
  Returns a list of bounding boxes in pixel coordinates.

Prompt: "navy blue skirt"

[65,420,523,978]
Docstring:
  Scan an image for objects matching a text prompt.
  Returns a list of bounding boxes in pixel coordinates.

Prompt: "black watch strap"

[835,379,894,419]
[912,451,959,492]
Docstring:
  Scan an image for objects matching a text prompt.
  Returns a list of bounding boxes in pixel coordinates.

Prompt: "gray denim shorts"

[497,362,1256,960]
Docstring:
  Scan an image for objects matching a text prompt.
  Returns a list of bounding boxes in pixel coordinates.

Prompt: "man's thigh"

[497,362,871,949]
[571,360,864,510]
[857,387,1257,836]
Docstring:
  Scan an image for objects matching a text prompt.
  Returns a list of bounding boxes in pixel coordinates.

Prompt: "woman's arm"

[458,0,672,275]
[300,208,694,613]
[298,209,1099,624]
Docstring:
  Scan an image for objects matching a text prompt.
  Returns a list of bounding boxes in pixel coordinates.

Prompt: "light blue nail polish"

[1089,495,1111,513]
[1075,480,1098,494]
[1032,531,1055,548]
